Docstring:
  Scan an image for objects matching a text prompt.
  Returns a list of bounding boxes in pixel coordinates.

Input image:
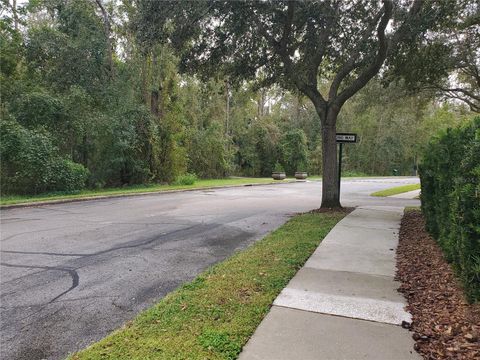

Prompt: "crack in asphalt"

[1,179,421,360]
[0,223,200,258]
[1,251,88,257]
[1,295,118,308]
[0,268,50,286]
[1,217,253,261]
[34,207,85,215]
[0,218,42,223]
[1,220,257,359]
[1,219,254,305]
[0,220,253,309]
[1,303,52,334]
[0,226,73,243]
[0,263,79,304]
[0,219,192,244]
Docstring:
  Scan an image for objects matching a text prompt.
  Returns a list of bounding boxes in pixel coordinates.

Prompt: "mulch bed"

[396,210,480,359]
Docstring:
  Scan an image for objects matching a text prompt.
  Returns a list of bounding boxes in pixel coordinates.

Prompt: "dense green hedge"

[419,116,480,302]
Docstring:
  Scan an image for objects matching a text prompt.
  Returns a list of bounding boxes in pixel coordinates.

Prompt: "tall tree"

[138,0,454,208]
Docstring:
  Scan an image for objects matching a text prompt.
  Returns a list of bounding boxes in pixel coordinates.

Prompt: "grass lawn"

[0,178,286,206]
[370,183,420,197]
[69,211,346,360]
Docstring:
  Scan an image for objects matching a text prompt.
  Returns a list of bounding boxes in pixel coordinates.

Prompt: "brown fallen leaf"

[396,211,480,360]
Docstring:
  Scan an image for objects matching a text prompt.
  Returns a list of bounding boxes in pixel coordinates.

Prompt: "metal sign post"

[336,133,358,195]
[338,142,343,193]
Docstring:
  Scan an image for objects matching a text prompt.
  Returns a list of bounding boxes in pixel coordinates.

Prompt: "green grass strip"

[370,183,420,197]
[69,211,346,360]
[0,178,284,206]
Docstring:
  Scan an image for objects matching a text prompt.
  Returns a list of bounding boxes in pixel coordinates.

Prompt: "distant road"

[0,177,419,360]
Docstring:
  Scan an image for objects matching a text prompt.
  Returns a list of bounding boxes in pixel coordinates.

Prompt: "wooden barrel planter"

[272,172,286,180]
[294,172,308,180]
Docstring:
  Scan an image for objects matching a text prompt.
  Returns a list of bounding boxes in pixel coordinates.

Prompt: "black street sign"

[336,132,358,195]
[336,133,358,143]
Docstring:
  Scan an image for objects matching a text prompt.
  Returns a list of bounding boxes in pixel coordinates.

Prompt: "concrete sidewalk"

[239,206,420,360]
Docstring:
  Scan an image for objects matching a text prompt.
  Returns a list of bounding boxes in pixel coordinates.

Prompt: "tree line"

[0,0,477,198]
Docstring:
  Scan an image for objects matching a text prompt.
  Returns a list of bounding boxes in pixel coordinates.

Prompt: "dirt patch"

[308,207,355,214]
[396,210,480,359]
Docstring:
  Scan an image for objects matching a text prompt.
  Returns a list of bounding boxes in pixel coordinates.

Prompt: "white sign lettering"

[336,133,358,143]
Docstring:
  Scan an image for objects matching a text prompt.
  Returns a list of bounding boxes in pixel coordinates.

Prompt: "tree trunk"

[320,109,341,208]
[12,0,18,31]
[95,0,114,79]
[302,91,342,209]
[150,53,165,120]
[295,95,302,125]
[225,80,230,135]
[258,88,266,117]
[141,54,149,105]
[82,134,88,167]
[150,90,160,117]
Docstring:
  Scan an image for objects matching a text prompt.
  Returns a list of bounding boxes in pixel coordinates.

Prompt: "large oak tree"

[138,0,457,208]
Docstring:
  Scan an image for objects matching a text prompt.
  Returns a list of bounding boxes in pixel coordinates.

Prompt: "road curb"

[0,180,300,210]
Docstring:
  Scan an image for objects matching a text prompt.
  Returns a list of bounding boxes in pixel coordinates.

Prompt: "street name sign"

[336,132,358,194]
[336,133,358,143]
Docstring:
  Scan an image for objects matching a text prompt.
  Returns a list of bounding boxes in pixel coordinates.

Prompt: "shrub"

[280,129,308,176]
[11,91,66,131]
[273,162,285,172]
[0,118,88,194]
[419,116,480,302]
[235,118,281,177]
[296,160,308,172]
[342,170,369,177]
[174,173,197,186]
[186,124,230,179]
[49,159,90,192]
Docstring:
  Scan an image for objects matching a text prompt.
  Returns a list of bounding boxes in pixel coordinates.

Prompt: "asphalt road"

[0,178,419,360]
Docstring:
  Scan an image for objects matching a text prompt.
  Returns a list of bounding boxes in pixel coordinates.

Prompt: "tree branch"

[257,3,294,72]
[277,1,327,108]
[307,2,336,87]
[436,86,480,101]
[334,0,393,107]
[301,84,327,116]
[280,0,295,57]
[328,8,385,101]
[388,0,424,50]
[463,64,480,88]
[445,92,480,112]
[257,1,329,110]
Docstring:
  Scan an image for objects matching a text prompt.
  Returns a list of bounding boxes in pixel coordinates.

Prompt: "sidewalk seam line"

[271,304,404,327]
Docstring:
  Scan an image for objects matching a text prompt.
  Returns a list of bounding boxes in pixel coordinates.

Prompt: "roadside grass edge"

[0,178,289,207]
[370,183,420,197]
[69,211,347,360]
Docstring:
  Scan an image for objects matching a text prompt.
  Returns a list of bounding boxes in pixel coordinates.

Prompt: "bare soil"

[396,210,480,359]
[308,207,355,214]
